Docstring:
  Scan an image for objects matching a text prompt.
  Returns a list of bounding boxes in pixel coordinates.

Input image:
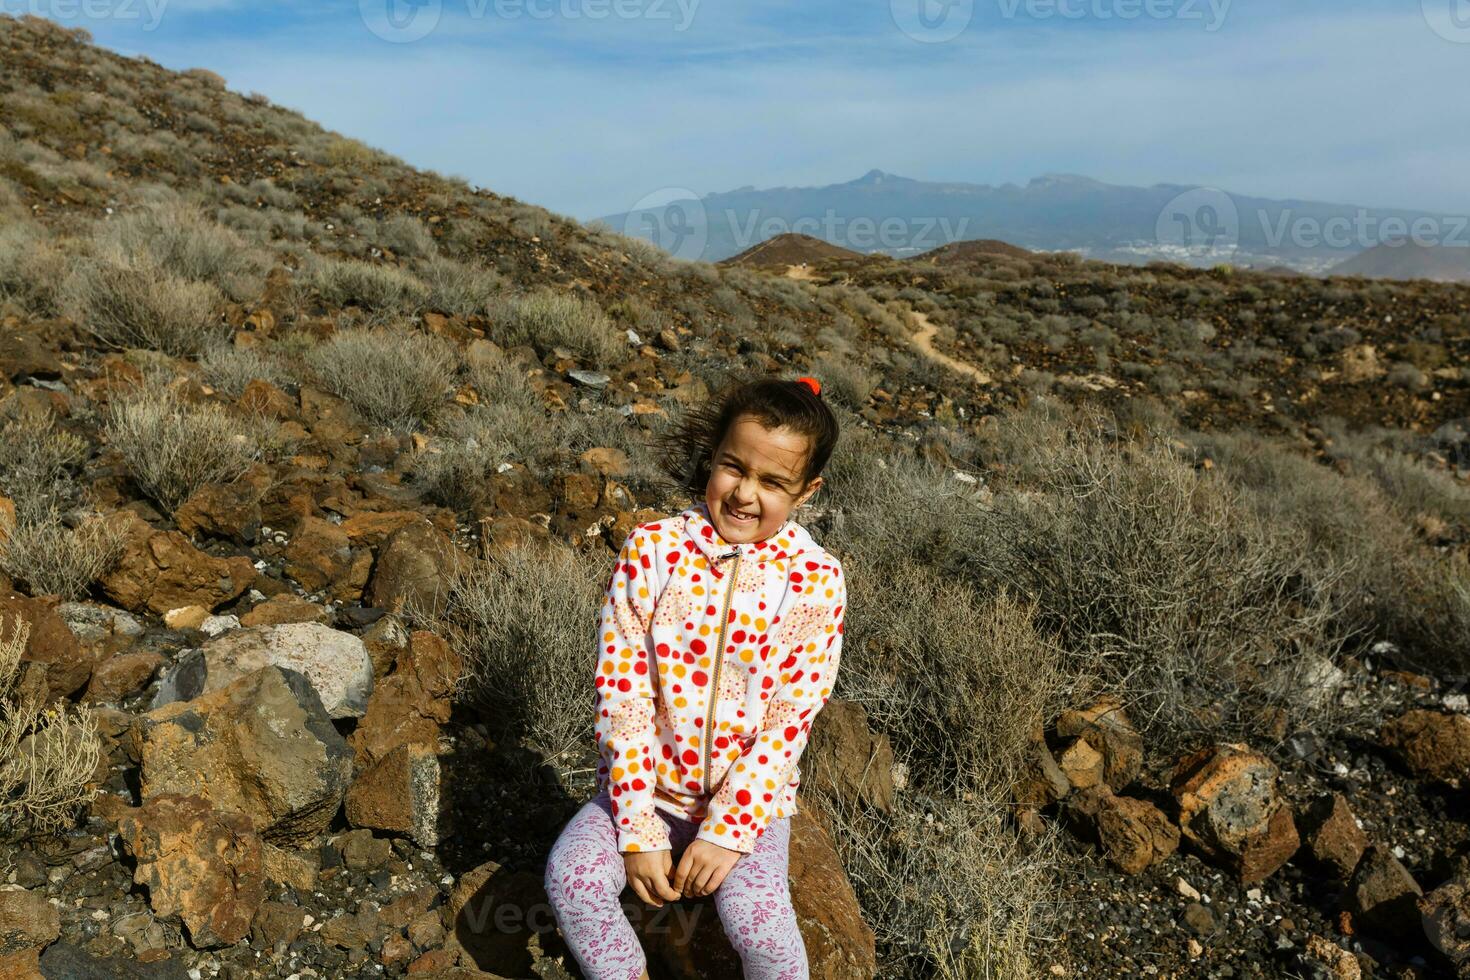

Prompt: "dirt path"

[783,264,818,281]
[908,310,993,384]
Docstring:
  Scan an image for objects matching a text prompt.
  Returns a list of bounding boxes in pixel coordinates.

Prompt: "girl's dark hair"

[654,376,839,497]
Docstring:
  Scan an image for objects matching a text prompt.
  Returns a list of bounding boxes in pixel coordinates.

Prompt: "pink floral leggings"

[543,789,809,980]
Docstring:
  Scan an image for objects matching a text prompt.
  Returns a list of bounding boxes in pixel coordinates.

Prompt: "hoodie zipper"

[703,548,741,795]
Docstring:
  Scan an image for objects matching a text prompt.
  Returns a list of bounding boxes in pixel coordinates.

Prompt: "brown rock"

[349,671,447,771]
[238,380,295,420]
[0,888,60,954]
[338,827,393,871]
[1301,793,1369,880]
[1171,743,1299,883]
[1013,727,1071,808]
[1420,873,1470,972]
[163,605,209,631]
[1056,697,1143,792]
[1096,793,1180,875]
[100,513,255,615]
[801,699,895,812]
[251,900,306,948]
[260,842,320,893]
[0,947,41,978]
[135,665,353,846]
[340,510,424,548]
[285,516,354,595]
[346,741,443,847]
[0,593,88,700]
[82,650,164,703]
[1304,934,1362,980]
[579,447,630,478]
[443,863,553,978]
[367,519,456,617]
[1348,846,1423,936]
[115,793,266,949]
[239,594,332,628]
[173,465,270,541]
[1057,737,1105,790]
[380,933,416,969]
[361,614,410,680]
[1380,710,1470,787]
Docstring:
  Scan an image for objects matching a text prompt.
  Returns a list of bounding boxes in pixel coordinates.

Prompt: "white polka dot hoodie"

[593,499,846,855]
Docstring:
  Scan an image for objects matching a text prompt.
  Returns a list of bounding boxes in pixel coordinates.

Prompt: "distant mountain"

[915,239,1033,266]
[1329,240,1470,283]
[597,170,1459,272]
[720,233,864,270]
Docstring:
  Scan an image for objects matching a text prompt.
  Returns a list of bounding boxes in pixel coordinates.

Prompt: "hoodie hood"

[682,500,822,566]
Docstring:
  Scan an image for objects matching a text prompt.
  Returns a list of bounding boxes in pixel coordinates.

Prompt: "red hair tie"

[796,376,821,397]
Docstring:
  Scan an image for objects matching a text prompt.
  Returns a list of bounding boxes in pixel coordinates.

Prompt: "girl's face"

[704,414,822,544]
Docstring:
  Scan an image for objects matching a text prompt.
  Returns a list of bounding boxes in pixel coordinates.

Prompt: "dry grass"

[0,615,102,838]
[0,416,88,523]
[59,257,225,356]
[490,289,624,367]
[429,544,602,773]
[199,342,295,399]
[418,254,504,316]
[305,326,457,429]
[0,510,123,599]
[104,387,265,512]
[96,201,266,302]
[0,220,67,315]
[303,255,427,317]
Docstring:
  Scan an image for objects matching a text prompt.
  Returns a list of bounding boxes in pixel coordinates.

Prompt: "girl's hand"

[624,850,681,908]
[672,840,742,898]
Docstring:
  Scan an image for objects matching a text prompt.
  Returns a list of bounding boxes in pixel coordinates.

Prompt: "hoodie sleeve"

[594,527,671,853]
[696,556,846,854]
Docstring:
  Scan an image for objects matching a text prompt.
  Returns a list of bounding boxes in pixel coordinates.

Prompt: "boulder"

[366,519,456,617]
[0,593,89,700]
[346,741,444,847]
[0,887,60,954]
[1348,846,1422,936]
[1300,793,1368,880]
[285,516,365,599]
[801,699,895,812]
[1013,727,1071,809]
[150,622,373,719]
[82,649,164,703]
[173,465,271,542]
[115,793,266,949]
[134,665,353,845]
[100,512,255,615]
[1380,710,1470,787]
[1420,873,1470,973]
[349,631,459,769]
[1303,935,1362,980]
[1095,791,1180,875]
[1056,737,1104,790]
[1055,698,1143,792]
[1170,743,1299,883]
[239,594,332,628]
[37,941,192,979]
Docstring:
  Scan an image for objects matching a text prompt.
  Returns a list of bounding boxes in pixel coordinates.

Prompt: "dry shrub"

[418,254,504,316]
[840,560,1067,795]
[812,351,879,409]
[0,615,101,837]
[304,256,428,316]
[490,289,623,367]
[0,220,67,315]
[413,408,520,512]
[824,791,1058,980]
[964,407,1350,746]
[104,387,265,512]
[0,510,123,599]
[306,326,456,429]
[199,342,294,398]
[60,256,225,356]
[0,415,88,522]
[430,544,601,772]
[96,201,266,301]
[1190,428,1470,674]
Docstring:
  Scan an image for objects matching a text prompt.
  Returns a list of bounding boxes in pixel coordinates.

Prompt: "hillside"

[1331,240,1470,284]
[3,13,1470,980]
[719,232,865,271]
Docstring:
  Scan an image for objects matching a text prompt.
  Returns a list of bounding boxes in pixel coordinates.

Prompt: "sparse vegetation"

[0,510,123,599]
[305,326,457,429]
[59,257,225,356]
[0,615,102,837]
[490,289,624,366]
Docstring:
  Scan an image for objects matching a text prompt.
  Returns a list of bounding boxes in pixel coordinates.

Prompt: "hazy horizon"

[24,0,1470,223]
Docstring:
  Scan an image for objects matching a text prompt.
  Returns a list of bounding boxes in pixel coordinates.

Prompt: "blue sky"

[32,0,1470,220]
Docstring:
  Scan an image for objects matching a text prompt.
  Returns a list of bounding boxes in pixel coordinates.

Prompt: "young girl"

[543,375,846,980]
